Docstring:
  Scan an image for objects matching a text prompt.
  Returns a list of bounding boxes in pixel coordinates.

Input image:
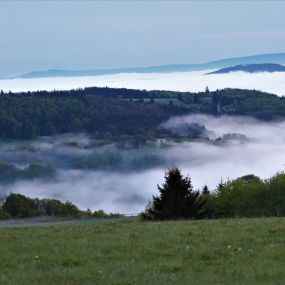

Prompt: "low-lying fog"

[1,70,285,96]
[1,114,285,214]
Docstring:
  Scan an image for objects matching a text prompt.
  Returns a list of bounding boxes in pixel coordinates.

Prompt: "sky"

[0,1,284,77]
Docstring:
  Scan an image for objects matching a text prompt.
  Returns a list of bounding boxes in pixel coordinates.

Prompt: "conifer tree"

[143,167,205,220]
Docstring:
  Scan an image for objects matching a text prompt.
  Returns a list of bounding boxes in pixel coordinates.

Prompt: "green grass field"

[0,217,285,285]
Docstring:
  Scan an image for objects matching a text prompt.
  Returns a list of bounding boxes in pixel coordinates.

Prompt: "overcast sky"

[0,1,284,77]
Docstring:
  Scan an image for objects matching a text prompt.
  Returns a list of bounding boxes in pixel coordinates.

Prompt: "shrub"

[204,173,285,218]
[38,199,81,217]
[265,172,285,216]
[0,208,12,220]
[92,210,107,218]
[3,194,40,218]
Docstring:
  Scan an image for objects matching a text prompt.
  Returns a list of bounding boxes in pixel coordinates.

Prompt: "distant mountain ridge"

[206,63,285,75]
[14,53,285,79]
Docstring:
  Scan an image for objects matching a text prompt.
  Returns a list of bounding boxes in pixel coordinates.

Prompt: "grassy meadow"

[0,217,285,284]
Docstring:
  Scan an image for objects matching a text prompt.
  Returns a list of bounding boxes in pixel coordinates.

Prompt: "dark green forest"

[1,87,285,139]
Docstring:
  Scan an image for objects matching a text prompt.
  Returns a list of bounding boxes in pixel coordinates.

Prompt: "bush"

[3,194,40,218]
[264,173,285,216]
[0,208,11,220]
[38,199,81,217]
[1,194,81,219]
[204,173,285,218]
[92,210,107,218]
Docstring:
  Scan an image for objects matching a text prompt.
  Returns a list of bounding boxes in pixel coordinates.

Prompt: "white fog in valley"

[1,71,285,96]
[0,114,285,214]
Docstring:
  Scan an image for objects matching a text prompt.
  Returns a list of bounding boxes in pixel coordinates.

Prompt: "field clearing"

[0,217,285,284]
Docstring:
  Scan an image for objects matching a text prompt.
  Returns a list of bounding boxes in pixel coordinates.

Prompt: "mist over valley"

[2,2,285,283]
[1,70,285,96]
[1,114,285,213]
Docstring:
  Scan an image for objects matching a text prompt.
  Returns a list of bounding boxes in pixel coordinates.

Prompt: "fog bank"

[1,70,285,96]
[0,114,285,213]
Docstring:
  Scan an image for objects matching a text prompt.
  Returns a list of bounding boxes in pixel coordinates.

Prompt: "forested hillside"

[0,87,285,139]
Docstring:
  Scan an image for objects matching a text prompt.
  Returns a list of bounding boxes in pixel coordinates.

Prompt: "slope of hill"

[1,87,285,140]
[0,217,285,284]
[207,63,285,74]
[16,53,285,79]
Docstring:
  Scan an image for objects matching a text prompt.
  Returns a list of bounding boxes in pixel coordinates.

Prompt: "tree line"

[0,92,185,139]
[0,194,120,220]
[1,87,285,140]
[1,168,285,221]
[142,168,285,220]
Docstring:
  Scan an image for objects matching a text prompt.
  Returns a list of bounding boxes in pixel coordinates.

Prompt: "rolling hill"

[207,63,285,74]
[15,53,285,79]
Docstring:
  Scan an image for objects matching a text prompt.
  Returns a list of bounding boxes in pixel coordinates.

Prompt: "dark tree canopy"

[0,87,285,140]
[143,167,205,220]
[1,194,81,219]
[3,194,39,218]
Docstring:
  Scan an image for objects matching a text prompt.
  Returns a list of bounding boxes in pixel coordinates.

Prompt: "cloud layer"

[1,70,285,96]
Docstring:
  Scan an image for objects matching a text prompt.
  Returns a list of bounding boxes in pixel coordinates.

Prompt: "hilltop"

[15,53,285,79]
[207,63,285,74]
[0,87,285,140]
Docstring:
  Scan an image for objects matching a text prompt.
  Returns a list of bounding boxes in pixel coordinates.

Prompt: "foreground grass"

[0,217,285,284]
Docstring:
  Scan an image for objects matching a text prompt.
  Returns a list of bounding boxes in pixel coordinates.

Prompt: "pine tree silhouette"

[143,167,205,220]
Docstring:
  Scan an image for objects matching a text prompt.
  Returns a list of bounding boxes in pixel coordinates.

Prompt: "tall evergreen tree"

[143,167,205,220]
